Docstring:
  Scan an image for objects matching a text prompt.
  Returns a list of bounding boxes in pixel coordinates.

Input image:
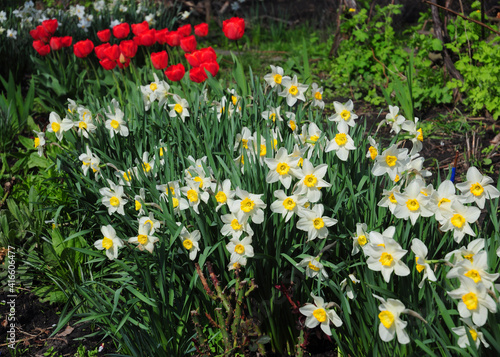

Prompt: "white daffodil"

[429,180,460,222]
[181,180,209,214]
[393,179,434,225]
[129,222,159,253]
[116,168,136,187]
[373,294,409,344]
[351,222,368,255]
[33,130,46,157]
[168,94,189,122]
[157,181,189,215]
[366,136,379,161]
[377,185,401,214]
[263,65,288,89]
[179,227,201,260]
[220,212,253,239]
[439,200,480,243]
[446,251,499,290]
[328,99,358,127]
[230,188,267,224]
[78,145,101,177]
[451,318,489,349]
[264,147,301,189]
[214,179,235,212]
[234,126,254,154]
[105,104,129,138]
[297,256,329,280]
[296,204,337,242]
[279,75,308,107]
[299,294,342,336]
[299,122,324,157]
[94,225,124,260]
[270,190,307,222]
[401,117,424,155]
[448,276,497,327]
[365,227,410,283]
[340,274,361,300]
[286,111,298,133]
[226,236,254,266]
[134,188,146,215]
[310,83,325,109]
[402,154,432,183]
[445,238,485,265]
[378,105,406,134]
[293,159,331,203]
[99,179,128,215]
[75,107,96,138]
[411,238,437,288]
[456,166,500,209]
[371,144,409,181]
[47,112,73,141]
[139,151,155,176]
[325,121,356,161]
[261,106,282,123]
[138,213,161,236]
[140,83,156,111]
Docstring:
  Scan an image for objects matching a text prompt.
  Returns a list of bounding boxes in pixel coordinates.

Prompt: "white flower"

[134,188,146,215]
[94,225,124,260]
[429,180,460,222]
[179,227,201,260]
[263,65,288,88]
[138,213,161,235]
[261,106,282,123]
[214,179,235,212]
[366,136,379,160]
[75,107,96,138]
[401,118,424,155]
[448,276,497,327]
[230,188,267,224]
[393,179,434,225]
[270,190,307,222]
[226,236,254,266]
[379,105,406,134]
[310,83,325,109]
[296,204,337,242]
[371,144,410,181]
[139,151,155,176]
[351,222,368,255]
[99,179,128,215]
[455,166,500,209]
[328,99,358,127]
[445,238,485,264]
[220,213,253,239]
[105,104,129,138]
[297,256,329,280]
[439,200,480,243]
[168,94,189,122]
[411,238,437,288]
[129,222,159,253]
[446,251,499,290]
[33,130,45,157]
[373,294,409,344]
[6,29,17,39]
[181,180,209,214]
[264,147,301,189]
[299,294,342,336]
[365,227,410,283]
[293,159,331,203]
[451,318,489,349]
[116,168,135,187]
[377,185,401,214]
[325,121,356,161]
[0,11,7,22]
[340,274,360,300]
[278,75,308,107]
[47,112,73,141]
[78,145,100,177]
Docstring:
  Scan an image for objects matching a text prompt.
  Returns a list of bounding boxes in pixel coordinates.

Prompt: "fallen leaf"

[55,324,74,337]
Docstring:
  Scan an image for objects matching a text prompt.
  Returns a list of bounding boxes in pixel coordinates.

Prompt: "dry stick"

[422,0,500,36]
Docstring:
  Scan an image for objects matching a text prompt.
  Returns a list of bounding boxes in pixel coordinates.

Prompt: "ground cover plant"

[1,1,500,356]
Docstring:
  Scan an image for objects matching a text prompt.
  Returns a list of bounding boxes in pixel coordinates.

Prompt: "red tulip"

[138,29,156,46]
[199,47,217,63]
[155,28,169,45]
[185,52,201,67]
[178,24,192,37]
[201,61,219,77]
[30,25,50,43]
[73,39,94,58]
[165,31,180,47]
[42,19,58,35]
[164,64,185,82]
[151,51,169,70]
[97,29,111,42]
[194,23,208,37]
[112,23,130,39]
[189,66,207,83]
[180,35,197,53]
[49,37,62,51]
[94,43,111,60]
[61,36,73,47]
[132,21,149,36]
[33,40,50,56]
[103,44,120,62]
[119,40,137,58]
[222,17,245,40]
[100,58,117,70]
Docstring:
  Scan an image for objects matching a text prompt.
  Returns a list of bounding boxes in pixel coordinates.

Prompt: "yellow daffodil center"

[123,171,132,181]
[241,198,255,213]
[417,128,423,142]
[137,234,148,245]
[143,162,151,172]
[415,257,425,273]
[304,174,317,188]
[159,147,164,157]
[386,155,397,167]
[335,133,347,146]
[231,219,242,231]
[172,197,179,208]
[314,91,322,100]
[270,113,276,122]
[420,190,428,197]
[277,162,290,175]
[241,138,249,149]
[298,157,304,167]
[174,103,183,113]
[110,196,120,207]
[231,95,237,105]
[283,198,296,210]
[380,252,394,267]
[463,254,474,263]
[308,261,320,271]
[215,191,227,204]
[470,183,484,197]
[389,193,397,204]
[183,239,193,250]
[194,176,203,188]
[150,83,157,91]
[102,237,113,250]
[34,137,40,148]
[357,235,367,246]
[349,7,356,12]
[235,244,245,254]
[313,217,324,229]
[289,85,298,96]
[340,109,351,121]
[135,200,142,211]
[394,175,400,183]
[260,144,267,156]
[313,308,327,323]
[368,146,377,160]
[51,122,60,133]
[406,199,420,211]
[309,135,319,143]
[274,74,282,84]
[465,269,481,283]
[110,119,120,129]
[187,189,198,202]
[462,292,478,310]
[469,329,478,341]
[289,120,296,131]
[378,310,394,329]
[78,121,87,130]
[438,197,451,207]
[451,214,466,228]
